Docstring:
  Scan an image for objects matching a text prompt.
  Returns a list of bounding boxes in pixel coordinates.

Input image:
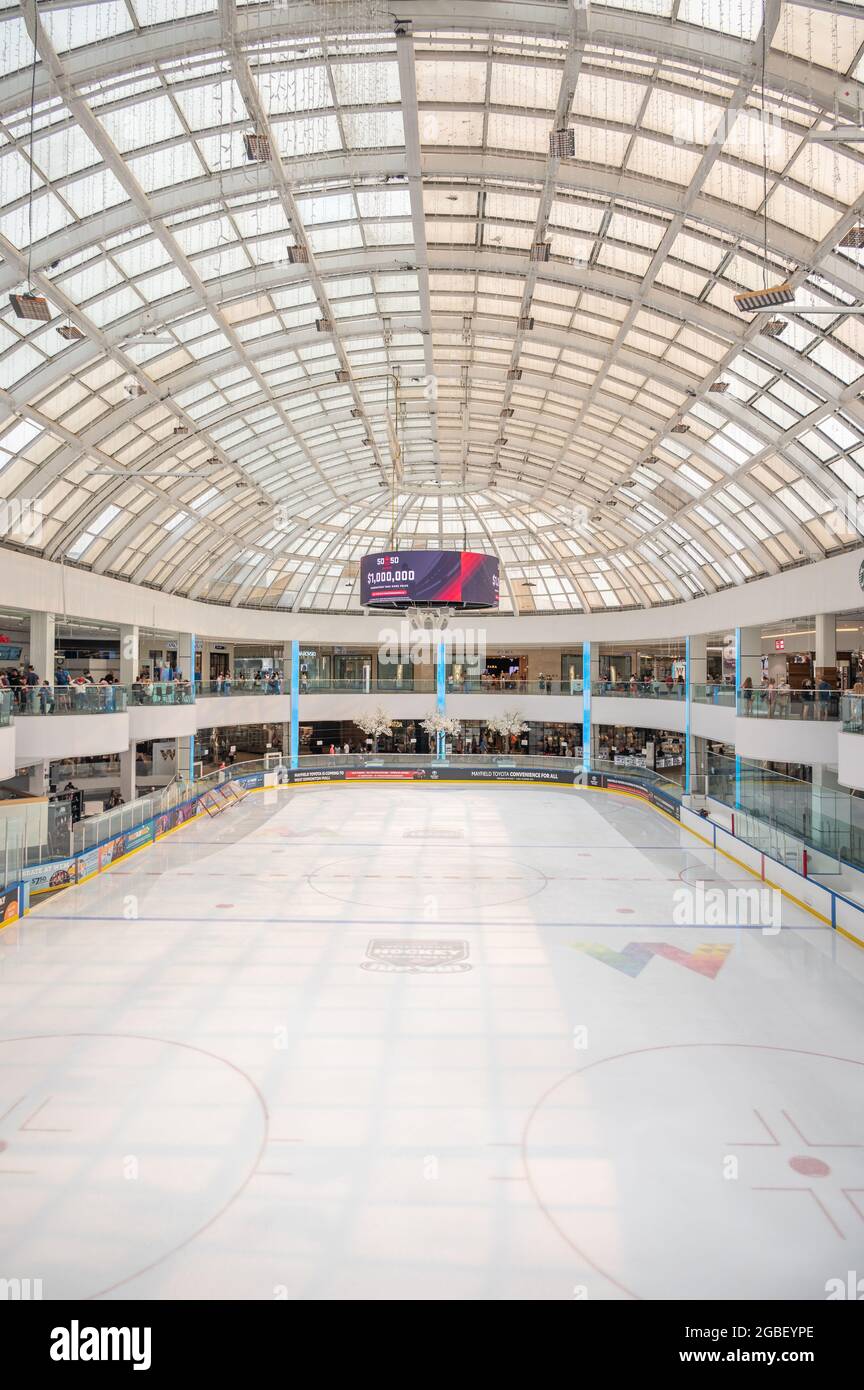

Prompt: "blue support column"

[290,639,299,769]
[685,635,692,796]
[734,626,741,809]
[582,641,592,774]
[436,638,446,760]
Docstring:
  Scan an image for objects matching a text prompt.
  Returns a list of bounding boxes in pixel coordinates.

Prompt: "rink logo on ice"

[672,881,781,932]
[825,1271,864,1300]
[361,938,472,973]
[571,941,732,979]
[50,1321,151,1371]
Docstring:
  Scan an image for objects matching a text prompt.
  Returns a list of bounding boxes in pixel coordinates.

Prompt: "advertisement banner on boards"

[457,767,574,785]
[0,884,20,927]
[291,769,348,783]
[651,788,681,821]
[76,846,100,882]
[605,777,652,802]
[584,771,606,788]
[21,858,77,893]
[98,822,153,870]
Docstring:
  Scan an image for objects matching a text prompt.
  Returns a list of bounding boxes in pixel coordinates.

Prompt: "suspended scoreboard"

[360,550,499,610]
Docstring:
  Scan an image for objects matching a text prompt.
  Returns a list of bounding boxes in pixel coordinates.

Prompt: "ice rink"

[1,782,863,1301]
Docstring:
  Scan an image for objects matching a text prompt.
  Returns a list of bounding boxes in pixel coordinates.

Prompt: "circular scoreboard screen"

[360,550,499,610]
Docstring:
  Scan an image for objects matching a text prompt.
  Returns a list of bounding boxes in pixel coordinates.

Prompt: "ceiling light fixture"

[734,282,795,313]
[10,292,50,321]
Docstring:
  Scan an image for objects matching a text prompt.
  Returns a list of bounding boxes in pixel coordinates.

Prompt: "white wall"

[448,692,582,723]
[13,713,129,765]
[1,544,862,646]
[196,693,292,729]
[0,725,14,780]
[838,731,864,792]
[128,703,198,742]
[593,695,686,734]
[734,715,841,764]
[691,703,736,743]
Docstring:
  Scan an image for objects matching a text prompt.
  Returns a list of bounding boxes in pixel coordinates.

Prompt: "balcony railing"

[447,677,582,695]
[592,680,686,699]
[841,694,864,733]
[199,678,285,696]
[736,687,840,720]
[129,680,195,706]
[0,689,10,726]
[301,677,437,694]
[12,684,128,715]
[691,683,736,707]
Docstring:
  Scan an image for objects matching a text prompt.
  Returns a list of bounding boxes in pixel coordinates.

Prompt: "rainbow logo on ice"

[571,942,732,980]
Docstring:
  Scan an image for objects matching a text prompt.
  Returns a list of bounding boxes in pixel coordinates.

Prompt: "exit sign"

[775,639,785,651]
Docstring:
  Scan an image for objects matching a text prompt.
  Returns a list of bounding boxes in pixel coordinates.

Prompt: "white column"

[27,760,50,795]
[686,633,708,798]
[175,632,196,780]
[815,612,836,673]
[29,612,55,684]
[119,623,139,686]
[119,745,136,803]
[736,625,762,686]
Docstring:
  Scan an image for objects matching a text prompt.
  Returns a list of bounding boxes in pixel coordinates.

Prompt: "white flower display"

[354,706,396,750]
[421,712,463,739]
[484,711,529,741]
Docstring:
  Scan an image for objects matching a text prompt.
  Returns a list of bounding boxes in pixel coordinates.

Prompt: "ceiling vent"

[507,367,522,381]
[759,319,786,337]
[57,324,85,340]
[518,315,535,331]
[316,318,333,333]
[287,244,309,263]
[530,240,551,262]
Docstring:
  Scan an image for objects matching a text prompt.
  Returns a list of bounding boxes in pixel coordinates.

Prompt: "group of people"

[0,665,121,713]
[211,669,283,695]
[599,672,686,696]
[130,670,191,704]
[740,675,838,719]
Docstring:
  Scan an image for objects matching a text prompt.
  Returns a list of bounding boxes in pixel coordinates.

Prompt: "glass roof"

[1,0,864,612]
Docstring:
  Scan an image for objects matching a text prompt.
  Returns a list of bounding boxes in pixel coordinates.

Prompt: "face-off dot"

[788,1155,830,1177]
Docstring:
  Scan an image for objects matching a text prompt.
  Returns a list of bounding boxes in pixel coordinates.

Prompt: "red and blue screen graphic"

[360,550,499,608]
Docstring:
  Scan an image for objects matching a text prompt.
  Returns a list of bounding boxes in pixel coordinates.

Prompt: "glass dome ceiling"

[1,0,864,612]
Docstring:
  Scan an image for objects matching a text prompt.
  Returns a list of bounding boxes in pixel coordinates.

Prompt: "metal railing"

[691,683,736,707]
[446,677,582,695]
[199,679,285,697]
[295,751,580,770]
[301,677,437,694]
[736,687,840,720]
[12,684,127,714]
[128,681,194,706]
[592,681,686,699]
[841,694,864,733]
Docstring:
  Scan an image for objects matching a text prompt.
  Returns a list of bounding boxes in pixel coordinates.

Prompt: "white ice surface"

[1,784,863,1301]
